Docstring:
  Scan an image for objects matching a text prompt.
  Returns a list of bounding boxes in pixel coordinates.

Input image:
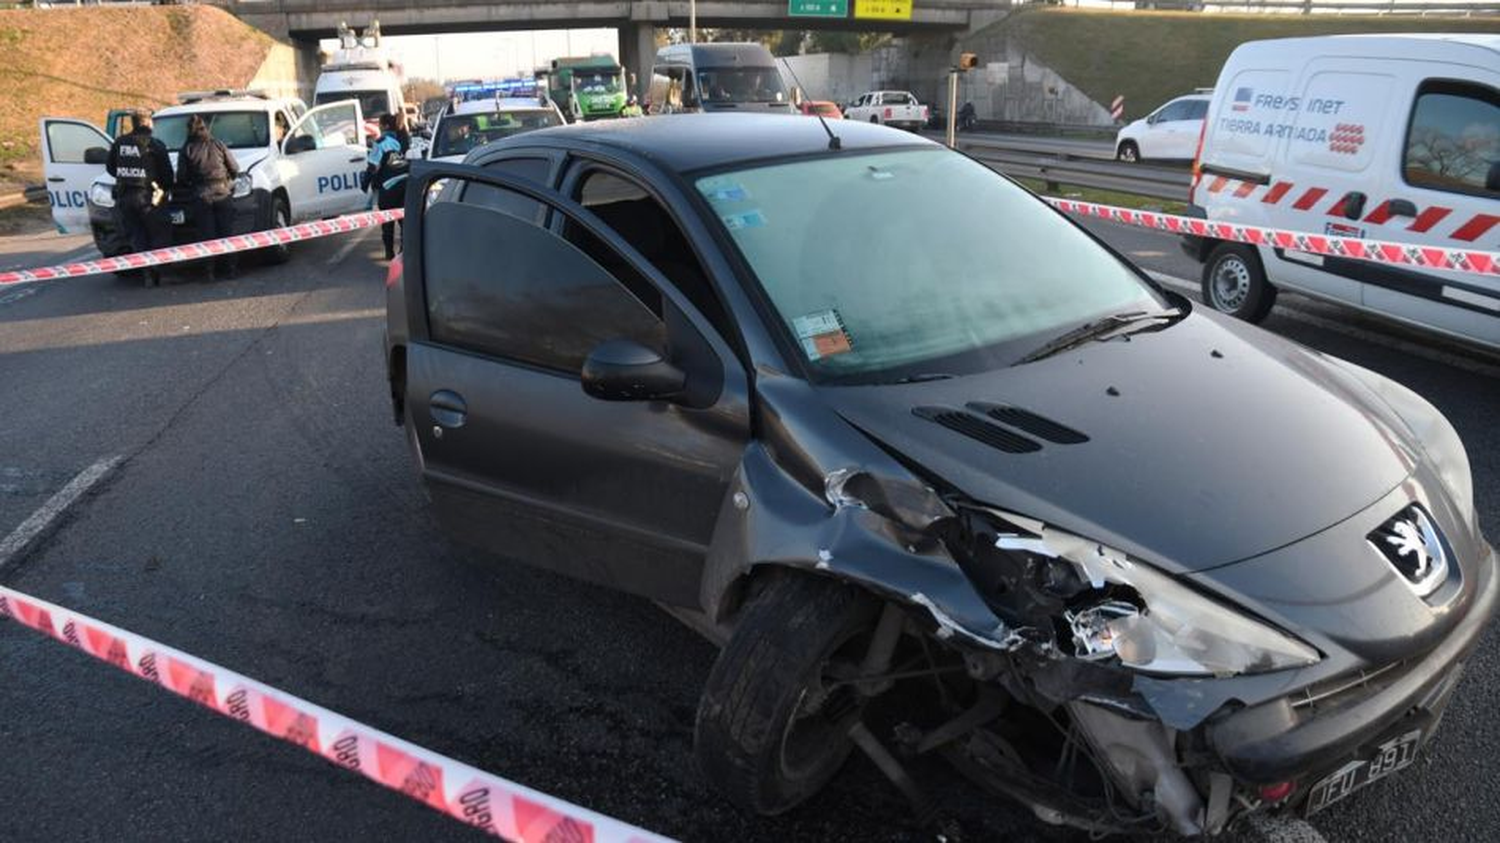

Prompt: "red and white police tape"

[0,208,405,287]
[2,201,1496,287]
[0,584,673,843]
[1044,197,1500,277]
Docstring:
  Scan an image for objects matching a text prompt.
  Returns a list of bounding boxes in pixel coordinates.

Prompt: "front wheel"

[1116,141,1139,163]
[1202,242,1276,322]
[262,197,291,265]
[695,572,881,815]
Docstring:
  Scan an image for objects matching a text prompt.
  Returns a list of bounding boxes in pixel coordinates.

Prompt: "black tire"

[695,572,881,816]
[263,196,291,265]
[1116,141,1139,163]
[1202,242,1276,323]
[868,115,879,124]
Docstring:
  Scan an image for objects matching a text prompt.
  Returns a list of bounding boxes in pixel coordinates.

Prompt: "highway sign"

[854,0,911,20]
[789,0,848,16]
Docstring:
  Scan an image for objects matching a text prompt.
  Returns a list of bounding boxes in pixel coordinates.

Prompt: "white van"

[1183,35,1498,350]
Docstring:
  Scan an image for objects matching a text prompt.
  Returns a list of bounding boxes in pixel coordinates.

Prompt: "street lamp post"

[691,0,697,43]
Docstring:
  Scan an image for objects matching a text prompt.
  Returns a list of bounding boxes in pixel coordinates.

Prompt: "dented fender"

[700,442,1015,650]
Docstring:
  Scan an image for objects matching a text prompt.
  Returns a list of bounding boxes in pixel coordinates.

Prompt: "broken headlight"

[995,522,1320,677]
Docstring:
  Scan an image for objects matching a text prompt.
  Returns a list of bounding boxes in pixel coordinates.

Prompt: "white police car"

[426,97,564,163]
[40,89,370,263]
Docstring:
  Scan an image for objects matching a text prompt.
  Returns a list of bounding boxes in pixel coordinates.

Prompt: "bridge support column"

[621,2,666,102]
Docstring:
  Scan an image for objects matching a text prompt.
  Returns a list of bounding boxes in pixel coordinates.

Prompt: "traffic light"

[958,53,979,71]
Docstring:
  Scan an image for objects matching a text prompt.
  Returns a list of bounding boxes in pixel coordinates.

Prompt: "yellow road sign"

[855,0,912,21]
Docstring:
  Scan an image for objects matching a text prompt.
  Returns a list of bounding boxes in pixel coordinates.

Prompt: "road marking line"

[1248,812,1329,843]
[0,456,121,571]
[1145,270,1500,379]
[325,226,371,266]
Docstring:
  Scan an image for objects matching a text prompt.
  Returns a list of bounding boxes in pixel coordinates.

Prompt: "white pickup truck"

[844,90,928,132]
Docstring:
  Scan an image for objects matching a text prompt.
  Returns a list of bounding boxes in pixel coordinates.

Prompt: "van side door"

[1380,72,1500,338]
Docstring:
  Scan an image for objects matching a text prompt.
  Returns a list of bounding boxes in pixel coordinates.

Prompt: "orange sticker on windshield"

[793,309,854,360]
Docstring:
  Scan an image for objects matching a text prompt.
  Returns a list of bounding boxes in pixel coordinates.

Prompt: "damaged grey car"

[384,115,1496,836]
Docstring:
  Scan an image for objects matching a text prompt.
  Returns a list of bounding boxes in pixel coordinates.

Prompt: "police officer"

[365,113,409,262]
[177,114,241,281]
[105,110,174,287]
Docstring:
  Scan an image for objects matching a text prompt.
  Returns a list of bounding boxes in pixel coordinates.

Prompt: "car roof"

[157,97,288,117]
[449,98,553,116]
[1233,33,1500,61]
[507,113,937,173]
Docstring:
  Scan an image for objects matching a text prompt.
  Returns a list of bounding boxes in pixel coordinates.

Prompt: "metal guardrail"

[956,138,1191,203]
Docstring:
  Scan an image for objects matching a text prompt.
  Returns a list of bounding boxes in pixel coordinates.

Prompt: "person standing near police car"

[177,115,241,281]
[105,110,174,287]
[364,112,409,262]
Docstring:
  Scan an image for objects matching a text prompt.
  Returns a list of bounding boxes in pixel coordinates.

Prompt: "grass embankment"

[984,8,1500,123]
[0,5,274,192]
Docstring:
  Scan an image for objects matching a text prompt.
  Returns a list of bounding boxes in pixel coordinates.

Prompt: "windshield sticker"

[793,309,854,360]
[702,183,750,203]
[721,210,766,231]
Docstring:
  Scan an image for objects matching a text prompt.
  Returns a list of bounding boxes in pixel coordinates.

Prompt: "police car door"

[1382,68,1500,341]
[278,100,367,221]
[39,118,111,234]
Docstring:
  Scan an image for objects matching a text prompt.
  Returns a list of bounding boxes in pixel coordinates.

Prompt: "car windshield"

[696,67,787,104]
[432,109,562,158]
[697,149,1164,382]
[315,90,391,118]
[575,70,622,94]
[154,111,269,150]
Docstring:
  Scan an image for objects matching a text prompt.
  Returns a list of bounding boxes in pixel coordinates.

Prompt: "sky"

[319,29,621,83]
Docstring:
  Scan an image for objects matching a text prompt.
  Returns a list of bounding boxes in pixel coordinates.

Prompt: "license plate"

[1305,728,1422,815]
[169,209,186,225]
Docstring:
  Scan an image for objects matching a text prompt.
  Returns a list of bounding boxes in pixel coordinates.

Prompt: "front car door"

[39,118,110,234]
[401,160,750,606]
[277,100,367,221]
[1140,99,1190,159]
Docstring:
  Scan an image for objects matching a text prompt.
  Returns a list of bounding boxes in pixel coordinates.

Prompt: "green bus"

[539,55,627,122]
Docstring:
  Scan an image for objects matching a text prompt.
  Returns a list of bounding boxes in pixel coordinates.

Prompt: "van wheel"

[1203,243,1276,323]
[695,572,881,815]
[263,198,291,265]
[1116,141,1139,163]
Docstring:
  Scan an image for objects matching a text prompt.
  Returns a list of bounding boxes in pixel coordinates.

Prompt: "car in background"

[41,89,362,267]
[797,100,843,120]
[1184,34,1498,351]
[425,97,565,163]
[385,113,1493,836]
[1114,93,1210,162]
[647,42,792,115]
[844,90,928,131]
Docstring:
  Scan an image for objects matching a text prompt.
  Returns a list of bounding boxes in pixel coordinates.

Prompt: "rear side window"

[462,157,550,223]
[884,92,913,106]
[1184,100,1209,120]
[1157,100,1193,122]
[1404,82,1500,199]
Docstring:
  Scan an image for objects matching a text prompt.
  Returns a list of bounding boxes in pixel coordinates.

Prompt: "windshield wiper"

[889,372,957,384]
[1017,309,1183,365]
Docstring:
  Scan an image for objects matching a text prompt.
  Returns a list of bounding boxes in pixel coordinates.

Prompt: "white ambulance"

[1183,35,1498,351]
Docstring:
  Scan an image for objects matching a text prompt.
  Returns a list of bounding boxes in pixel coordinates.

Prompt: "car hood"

[822,311,1420,572]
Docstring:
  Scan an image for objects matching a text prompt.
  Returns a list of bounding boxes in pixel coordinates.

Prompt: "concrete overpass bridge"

[210,0,1010,95]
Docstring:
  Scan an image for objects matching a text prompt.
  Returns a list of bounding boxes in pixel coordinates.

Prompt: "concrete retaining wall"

[247,40,321,103]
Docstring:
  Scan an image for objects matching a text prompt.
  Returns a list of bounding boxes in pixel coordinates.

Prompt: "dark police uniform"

[105,126,174,285]
[177,133,241,278]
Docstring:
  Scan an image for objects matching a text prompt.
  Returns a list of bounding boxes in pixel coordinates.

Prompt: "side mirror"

[284,134,317,154]
[581,339,685,402]
[83,147,109,165]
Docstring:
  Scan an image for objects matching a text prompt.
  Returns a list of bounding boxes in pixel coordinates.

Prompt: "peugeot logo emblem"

[1368,505,1449,598]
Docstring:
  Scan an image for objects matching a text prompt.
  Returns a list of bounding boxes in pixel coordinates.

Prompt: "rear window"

[1404,81,1500,199]
[884,92,914,105]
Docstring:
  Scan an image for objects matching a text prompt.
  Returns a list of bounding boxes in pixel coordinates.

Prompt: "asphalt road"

[1,210,1497,843]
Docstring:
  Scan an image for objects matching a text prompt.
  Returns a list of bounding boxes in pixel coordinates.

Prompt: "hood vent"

[913,406,1042,454]
[968,402,1089,444]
